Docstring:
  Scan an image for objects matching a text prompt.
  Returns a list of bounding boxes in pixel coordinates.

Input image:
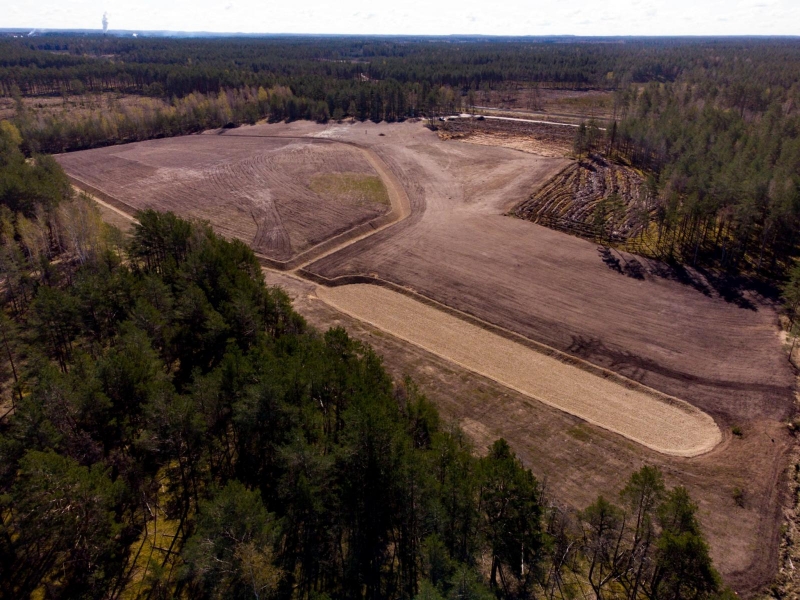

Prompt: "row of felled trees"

[0,120,725,599]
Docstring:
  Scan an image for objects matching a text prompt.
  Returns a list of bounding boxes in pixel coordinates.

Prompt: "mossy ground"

[309,172,390,206]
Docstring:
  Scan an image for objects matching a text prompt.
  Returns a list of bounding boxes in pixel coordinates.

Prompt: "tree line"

[4,35,800,157]
[11,81,430,154]
[586,77,800,276]
[0,120,727,599]
[4,36,799,102]
[0,35,728,98]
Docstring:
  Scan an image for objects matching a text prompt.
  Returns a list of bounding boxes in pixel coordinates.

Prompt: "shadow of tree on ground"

[597,246,763,310]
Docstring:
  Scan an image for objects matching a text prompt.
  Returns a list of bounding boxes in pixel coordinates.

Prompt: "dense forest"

[1,35,753,98]
[597,72,800,274]
[0,118,727,598]
[1,36,799,152]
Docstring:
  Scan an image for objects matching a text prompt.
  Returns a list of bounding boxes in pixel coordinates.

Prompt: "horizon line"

[3,29,800,39]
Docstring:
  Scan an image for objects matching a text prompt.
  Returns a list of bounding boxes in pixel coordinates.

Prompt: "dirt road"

[450,113,588,128]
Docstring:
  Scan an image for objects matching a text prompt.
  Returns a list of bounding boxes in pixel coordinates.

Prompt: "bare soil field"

[318,283,721,457]
[57,133,390,261]
[287,119,794,591]
[301,121,793,428]
[438,117,574,157]
[513,155,651,241]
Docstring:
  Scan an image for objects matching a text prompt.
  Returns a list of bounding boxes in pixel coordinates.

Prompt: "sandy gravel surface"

[318,283,722,457]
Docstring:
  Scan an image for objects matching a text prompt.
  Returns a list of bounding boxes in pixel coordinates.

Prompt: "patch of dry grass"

[309,172,390,206]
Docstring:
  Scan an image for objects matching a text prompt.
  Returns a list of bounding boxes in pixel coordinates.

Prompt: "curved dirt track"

[318,283,722,458]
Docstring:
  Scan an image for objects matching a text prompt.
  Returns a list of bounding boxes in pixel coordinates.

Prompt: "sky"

[3,0,800,37]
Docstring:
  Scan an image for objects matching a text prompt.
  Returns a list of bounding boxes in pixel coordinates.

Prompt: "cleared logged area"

[57,134,390,261]
[318,283,721,457]
[305,121,793,428]
[79,120,795,592]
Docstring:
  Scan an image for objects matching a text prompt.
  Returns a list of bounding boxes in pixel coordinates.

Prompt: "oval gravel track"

[317,283,722,458]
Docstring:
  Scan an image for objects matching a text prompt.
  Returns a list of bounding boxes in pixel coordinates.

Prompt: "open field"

[77,119,796,594]
[473,87,616,120]
[438,116,575,157]
[318,283,721,457]
[303,121,793,427]
[57,133,391,262]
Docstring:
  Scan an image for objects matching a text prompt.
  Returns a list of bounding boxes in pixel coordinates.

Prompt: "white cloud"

[1,0,798,35]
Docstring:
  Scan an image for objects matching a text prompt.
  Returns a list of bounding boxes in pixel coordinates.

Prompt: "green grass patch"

[567,424,592,442]
[309,172,390,206]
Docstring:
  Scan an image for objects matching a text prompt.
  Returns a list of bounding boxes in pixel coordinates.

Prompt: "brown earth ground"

[318,283,722,458]
[438,117,575,157]
[56,134,390,262]
[72,119,795,594]
[299,121,792,426]
[294,119,794,592]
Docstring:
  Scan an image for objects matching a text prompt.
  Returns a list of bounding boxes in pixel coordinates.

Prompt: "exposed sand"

[317,283,722,458]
